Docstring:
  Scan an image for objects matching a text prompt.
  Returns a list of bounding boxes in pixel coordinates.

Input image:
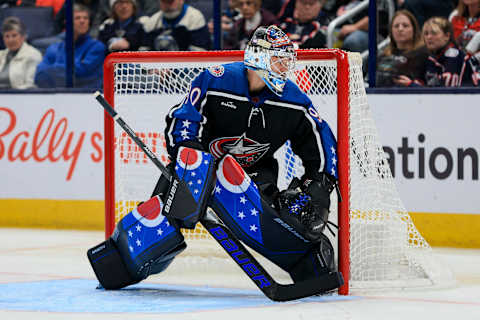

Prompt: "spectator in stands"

[0,17,42,89]
[277,0,338,23]
[451,0,480,86]
[421,16,472,87]
[335,0,369,52]
[98,0,147,53]
[54,0,101,37]
[451,0,480,51]
[400,0,456,27]
[34,4,105,88]
[224,0,279,49]
[452,0,480,86]
[94,0,158,38]
[332,0,390,52]
[142,0,211,51]
[32,0,101,53]
[465,31,480,85]
[207,0,240,44]
[376,10,428,87]
[279,0,330,49]
[465,31,480,54]
[224,0,241,20]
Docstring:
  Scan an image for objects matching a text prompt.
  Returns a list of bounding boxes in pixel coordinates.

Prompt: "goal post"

[102,49,454,295]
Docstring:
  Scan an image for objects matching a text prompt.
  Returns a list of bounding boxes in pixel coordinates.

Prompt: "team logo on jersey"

[308,106,323,123]
[445,47,459,58]
[208,65,225,77]
[209,133,270,167]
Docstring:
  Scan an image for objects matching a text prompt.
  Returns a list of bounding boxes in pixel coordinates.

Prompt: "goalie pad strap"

[288,233,335,282]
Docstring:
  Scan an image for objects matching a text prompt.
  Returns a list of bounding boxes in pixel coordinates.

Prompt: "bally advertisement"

[0,94,104,229]
[0,93,478,247]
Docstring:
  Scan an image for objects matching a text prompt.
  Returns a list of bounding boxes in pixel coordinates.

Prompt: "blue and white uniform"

[422,42,473,87]
[165,61,338,187]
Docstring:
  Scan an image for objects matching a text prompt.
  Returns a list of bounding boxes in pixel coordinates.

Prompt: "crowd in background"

[0,0,478,89]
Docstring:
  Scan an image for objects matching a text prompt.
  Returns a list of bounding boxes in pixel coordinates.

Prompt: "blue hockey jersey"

[423,42,473,87]
[164,62,338,185]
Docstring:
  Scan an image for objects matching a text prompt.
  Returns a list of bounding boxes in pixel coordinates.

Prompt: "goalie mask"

[244,25,297,96]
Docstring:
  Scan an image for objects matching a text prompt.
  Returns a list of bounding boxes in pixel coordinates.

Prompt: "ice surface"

[0,228,478,320]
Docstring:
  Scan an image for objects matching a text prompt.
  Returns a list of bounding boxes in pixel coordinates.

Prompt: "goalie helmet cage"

[103,49,454,295]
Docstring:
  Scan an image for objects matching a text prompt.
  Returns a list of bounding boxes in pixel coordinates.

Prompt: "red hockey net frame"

[103,49,354,295]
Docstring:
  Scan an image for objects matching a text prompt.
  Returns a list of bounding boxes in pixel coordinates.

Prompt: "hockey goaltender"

[88,25,343,301]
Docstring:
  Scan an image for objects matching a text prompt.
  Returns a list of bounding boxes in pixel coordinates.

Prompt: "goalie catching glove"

[275,173,337,242]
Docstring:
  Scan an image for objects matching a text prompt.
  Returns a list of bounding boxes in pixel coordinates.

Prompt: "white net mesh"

[344,54,453,289]
[106,50,454,292]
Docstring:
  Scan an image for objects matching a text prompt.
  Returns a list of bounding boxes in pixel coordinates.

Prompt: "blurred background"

[0,0,478,250]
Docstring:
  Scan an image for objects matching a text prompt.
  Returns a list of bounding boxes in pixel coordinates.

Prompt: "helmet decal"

[244,25,297,96]
[266,26,291,49]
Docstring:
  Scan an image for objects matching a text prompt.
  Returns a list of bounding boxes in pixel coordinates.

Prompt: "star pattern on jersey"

[330,146,337,177]
[174,117,198,142]
[180,128,189,140]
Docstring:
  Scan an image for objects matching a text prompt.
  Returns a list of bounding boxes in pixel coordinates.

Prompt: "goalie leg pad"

[209,155,342,291]
[87,196,186,289]
[87,238,138,290]
[210,155,339,287]
[288,233,336,282]
[162,146,216,229]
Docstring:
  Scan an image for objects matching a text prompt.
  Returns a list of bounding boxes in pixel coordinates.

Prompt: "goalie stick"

[94,91,343,301]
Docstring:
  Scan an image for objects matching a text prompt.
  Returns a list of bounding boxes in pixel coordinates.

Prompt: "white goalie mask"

[244,25,297,96]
